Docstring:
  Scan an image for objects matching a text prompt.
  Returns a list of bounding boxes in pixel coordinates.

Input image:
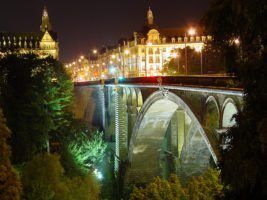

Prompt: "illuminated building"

[91,7,211,78]
[0,7,59,59]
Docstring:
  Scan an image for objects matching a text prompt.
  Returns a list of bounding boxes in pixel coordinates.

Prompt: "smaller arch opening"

[222,99,238,128]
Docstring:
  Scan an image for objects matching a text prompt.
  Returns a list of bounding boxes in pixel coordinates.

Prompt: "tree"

[130,169,222,200]
[66,130,107,175]
[22,153,99,200]
[0,108,21,200]
[202,0,267,199]
[186,169,224,200]
[0,54,73,163]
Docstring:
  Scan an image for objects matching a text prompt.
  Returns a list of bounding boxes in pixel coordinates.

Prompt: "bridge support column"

[127,106,138,147]
[176,109,186,159]
[114,88,128,173]
[100,86,106,131]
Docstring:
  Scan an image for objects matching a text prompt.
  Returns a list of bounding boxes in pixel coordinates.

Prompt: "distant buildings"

[77,7,211,80]
[0,7,59,59]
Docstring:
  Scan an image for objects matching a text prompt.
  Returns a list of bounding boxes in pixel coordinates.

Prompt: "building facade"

[89,7,211,78]
[0,7,59,59]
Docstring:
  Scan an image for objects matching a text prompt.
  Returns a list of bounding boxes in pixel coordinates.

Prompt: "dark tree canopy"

[203,0,267,199]
[0,54,73,164]
[0,109,21,199]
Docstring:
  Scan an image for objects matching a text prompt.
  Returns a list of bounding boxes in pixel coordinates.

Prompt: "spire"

[147,6,154,26]
[40,6,52,32]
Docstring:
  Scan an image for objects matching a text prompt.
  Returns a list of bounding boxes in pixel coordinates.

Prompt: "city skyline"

[0,0,210,62]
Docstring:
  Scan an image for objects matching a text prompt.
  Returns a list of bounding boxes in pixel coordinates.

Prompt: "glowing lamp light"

[188,28,196,36]
[118,76,124,81]
[234,38,240,45]
[94,169,103,180]
[93,49,98,54]
[78,59,81,62]
[111,54,116,59]
[110,61,113,64]
[147,42,152,46]
[172,53,178,58]
[195,46,203,52]
[80,55,84,59]
[110,67,116,74]
[124,49,129,55]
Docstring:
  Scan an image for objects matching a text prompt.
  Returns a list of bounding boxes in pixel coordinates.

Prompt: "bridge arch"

[127,90,218,184]
[222,98,238,128]
[204,96,220,130]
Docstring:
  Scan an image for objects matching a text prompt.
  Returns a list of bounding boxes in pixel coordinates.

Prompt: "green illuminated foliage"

[0,109,21,199]
[67,130,107,174]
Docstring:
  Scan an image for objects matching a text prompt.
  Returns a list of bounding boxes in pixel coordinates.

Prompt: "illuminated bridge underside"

[74,78,243,186]
[127,92,216,184]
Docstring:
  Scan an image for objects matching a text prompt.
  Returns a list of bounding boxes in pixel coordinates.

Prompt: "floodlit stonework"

[0,7,59,59]
[89,7,211,78]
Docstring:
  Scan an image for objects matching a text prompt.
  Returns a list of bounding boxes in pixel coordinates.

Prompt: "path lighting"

[94,169,103,180]
[234,38,240,45]
[185,27,196,75]
[195,46,203,75]
[93,49,98,54]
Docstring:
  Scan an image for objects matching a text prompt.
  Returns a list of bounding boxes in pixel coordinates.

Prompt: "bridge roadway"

[74,76,243,185]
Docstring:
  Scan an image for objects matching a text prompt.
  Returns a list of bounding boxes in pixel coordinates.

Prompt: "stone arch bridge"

[74,76,243,185]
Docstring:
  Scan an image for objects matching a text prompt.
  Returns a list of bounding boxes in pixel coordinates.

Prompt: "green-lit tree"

[66,130,107,175]
[0,108,21,199]
[203,0,267,199]
[0,54,73,164]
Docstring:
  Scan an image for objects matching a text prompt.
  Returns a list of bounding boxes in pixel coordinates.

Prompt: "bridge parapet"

[75,76,243,91]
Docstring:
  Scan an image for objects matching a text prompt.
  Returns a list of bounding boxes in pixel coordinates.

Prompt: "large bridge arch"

[126,90,218,184]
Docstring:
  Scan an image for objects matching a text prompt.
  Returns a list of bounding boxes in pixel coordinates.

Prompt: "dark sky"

[0,0,210,62]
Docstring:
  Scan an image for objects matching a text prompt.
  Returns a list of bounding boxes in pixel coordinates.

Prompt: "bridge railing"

[75,76,243,90]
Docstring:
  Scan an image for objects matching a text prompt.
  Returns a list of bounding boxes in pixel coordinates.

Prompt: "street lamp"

[123,49,129,77]
[185,28,196,75]
[195,46,203,75]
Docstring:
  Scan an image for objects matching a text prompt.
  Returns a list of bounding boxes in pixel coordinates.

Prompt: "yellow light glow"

[147,42,152,46]
[172,53,178,58]
[234,38,240,45]
[195,46,202,52]
[93,49,98,54]
[188,28,196,36]
[110,61,113,64]
[124,49,129,55]
[133,55,136,59]
[78,59,81,62]
[111,54,116,59]
[80,55,84,59]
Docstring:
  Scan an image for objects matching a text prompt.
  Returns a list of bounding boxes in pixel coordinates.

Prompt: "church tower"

[147,7,154,26]
[40,7,52,32]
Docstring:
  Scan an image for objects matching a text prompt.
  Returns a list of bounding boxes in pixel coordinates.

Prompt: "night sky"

[0,0,210,62]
